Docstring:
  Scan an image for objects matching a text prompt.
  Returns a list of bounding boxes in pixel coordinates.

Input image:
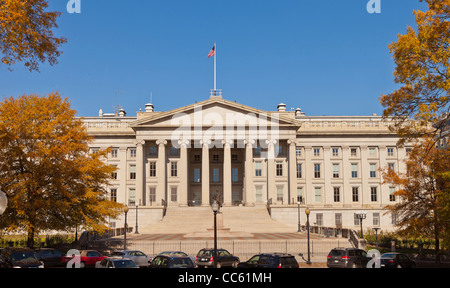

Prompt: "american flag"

[208,46,215,58]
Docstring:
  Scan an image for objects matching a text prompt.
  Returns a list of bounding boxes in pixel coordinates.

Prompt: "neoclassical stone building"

[84,95,407,231]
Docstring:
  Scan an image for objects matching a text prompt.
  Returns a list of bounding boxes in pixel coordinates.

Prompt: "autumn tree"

[0,92,124,248]
[382,137,450,261]
[0,0,67,71]
[380,0,450,144]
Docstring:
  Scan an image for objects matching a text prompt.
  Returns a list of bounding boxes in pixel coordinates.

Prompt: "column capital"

[287,138,297,146]
[178,139,190,147]
[200,139,212,147]
[222,139,233,147]
[244,139,256,146]
[265,139,278,146]
[134,140,145,147]
[156,139,167,146]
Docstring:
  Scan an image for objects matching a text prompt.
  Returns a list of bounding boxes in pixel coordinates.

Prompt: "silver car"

[111,250,152,267]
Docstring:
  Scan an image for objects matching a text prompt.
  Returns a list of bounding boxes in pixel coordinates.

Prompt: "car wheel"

[232,260,239,268]
[396,264,402,268]
[351,262,357,268]
[80,262,86,268]
[216,262,222,268]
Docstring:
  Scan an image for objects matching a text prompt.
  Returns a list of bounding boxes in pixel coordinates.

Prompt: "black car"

[0,247,44,268]
[238,253,299,268]
[35,248,63,268]
[327,247,369,268]
[151,253,195,268]
[196,248,240,268]
[380,253,416,268]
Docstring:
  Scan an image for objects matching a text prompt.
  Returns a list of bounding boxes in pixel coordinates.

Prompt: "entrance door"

[232,188,242,205]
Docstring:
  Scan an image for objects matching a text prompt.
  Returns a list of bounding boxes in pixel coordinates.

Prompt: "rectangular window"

[335,213,342,226]
[373,213,380,226]
[387,147,395,157]
[371,187,378,202]
[351,163,358,178]
[333,163,340,178]
[277,186,283,202]
[129,165,136,180]
[255,186,263,202]
[130,148,136,158]
[213,154,219,162]
[352,187,359,202]
[255,161,262,177]
[232,154,238,162]
[232,168,238,182]
[297,187,303,203]
[149,187,156,203]
[369,147,376,157]
[276,162,283,176]
[389,187,396,202]
[354,214,360,226]
[111,165,118,180]
[350,148,357,157]
[170,147,179,156]
[296,146,302,157]
[129,188,135,206]
[313,147,320,156]
[388,163,395,171]
[370,163,377,178]
[333,187,340,202]
[110,188,117,202]
[149,146,158,156]
[213,168,220,183]
[171,187,177,202]
[171,162,177,177]
[296,163,302,178]
[315,187,322,202]
[194,168,201,183]
[254,146,261,157]
[194,154,201,162]
[314,164,321,178]
[332,147,339,157]
[316,214,323,226]
[149,162,156,177]
[111,148,118,158]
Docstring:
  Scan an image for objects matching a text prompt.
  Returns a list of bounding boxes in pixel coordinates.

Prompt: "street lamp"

[123,206,129,250]
[135,201,140,234]
[212,200,219,269]
[0,191,7,216]
[372,227,381,249]
[305,207,311,265]
[356,211,367,238]
[297,201,301,232]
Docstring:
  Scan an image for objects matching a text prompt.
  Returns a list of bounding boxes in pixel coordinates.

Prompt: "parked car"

[62,250,107,268]
[196,248,239,268]
[150,253,195,268]
[238,253,299,268]
[95,257,138,268]
[380,253,416,268]
[35,248,63,268]
[327,247,369,268]
[0,247,44,268]
[110,250,152,267]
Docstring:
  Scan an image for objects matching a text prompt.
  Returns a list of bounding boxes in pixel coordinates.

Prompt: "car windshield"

[381,254,396,259]
[113,260,137,268]
[11,252,38,263]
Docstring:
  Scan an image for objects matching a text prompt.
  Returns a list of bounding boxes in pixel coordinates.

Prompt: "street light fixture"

[297,201,301,232]
[123,206,129,250]
[0,191,7,216]
[356,211,367,238]
[305,207,311,265]
[212,200,219,269]
[372,227,381,249]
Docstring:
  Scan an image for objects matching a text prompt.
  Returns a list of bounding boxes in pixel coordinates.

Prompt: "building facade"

[84,95,406,231]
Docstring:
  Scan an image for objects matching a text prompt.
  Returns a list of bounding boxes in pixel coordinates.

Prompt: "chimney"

[145,103,154,112]
[118,108,126,117]
[277,103,286,112]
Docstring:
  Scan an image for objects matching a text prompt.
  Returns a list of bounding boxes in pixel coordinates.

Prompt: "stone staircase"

[138,206,297,235]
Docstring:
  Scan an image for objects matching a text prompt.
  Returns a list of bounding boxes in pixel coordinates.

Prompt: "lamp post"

[356,211,367,238]
[372,227,381,249]
[297,201,301,232]
[124,206,129,250]
[212,200,219,269]
[0,191,7,216]
[135,201,140,234]
[305,207,311,265]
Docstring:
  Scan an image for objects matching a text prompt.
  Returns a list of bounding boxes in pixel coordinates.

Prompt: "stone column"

[135,140,145,207]
[288,139,297,205]
[178,139,189,207]
[244,139,255,206]
[266,139,277,203]
[223,139,233,206]
[201,139,211,206]
[156,139,167,206]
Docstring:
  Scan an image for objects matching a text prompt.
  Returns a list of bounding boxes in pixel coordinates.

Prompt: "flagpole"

[214,42,217,92]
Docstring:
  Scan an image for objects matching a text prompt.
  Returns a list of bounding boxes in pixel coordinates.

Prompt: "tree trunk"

[27,226,35,249]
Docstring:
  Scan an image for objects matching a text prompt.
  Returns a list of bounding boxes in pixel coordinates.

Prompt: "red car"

[63,250,107,268]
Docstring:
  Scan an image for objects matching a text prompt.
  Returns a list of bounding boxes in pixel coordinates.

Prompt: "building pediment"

[130,97,301,130]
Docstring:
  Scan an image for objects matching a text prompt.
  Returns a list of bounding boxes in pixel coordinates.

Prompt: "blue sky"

[0,0,427,117]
